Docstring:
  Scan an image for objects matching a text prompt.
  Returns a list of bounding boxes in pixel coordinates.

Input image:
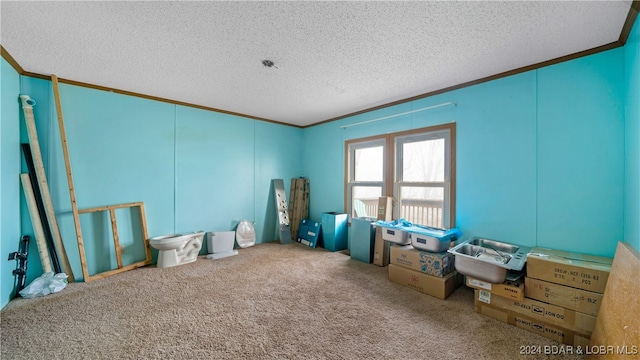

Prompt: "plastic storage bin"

[321,212,348,251]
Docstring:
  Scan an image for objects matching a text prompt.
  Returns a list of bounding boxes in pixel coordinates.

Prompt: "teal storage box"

[350,217,377,263]
[321,212,348,252]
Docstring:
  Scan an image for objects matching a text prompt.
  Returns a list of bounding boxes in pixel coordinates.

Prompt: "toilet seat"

[236,220,256,248]
[149,234,192,245]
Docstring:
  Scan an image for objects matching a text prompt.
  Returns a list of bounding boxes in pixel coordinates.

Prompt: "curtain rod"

[340,101,456,129]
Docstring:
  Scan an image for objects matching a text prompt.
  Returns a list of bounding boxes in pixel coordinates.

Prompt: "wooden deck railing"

[358,198,444,228]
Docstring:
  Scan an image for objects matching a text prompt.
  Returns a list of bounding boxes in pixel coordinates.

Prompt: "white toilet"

[149,231,205,268]
[205,231,238,260]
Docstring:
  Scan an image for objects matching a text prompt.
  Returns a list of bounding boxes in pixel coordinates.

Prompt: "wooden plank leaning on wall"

[588,242,640,359]
[19,95,75,281]
[51,75,151,281]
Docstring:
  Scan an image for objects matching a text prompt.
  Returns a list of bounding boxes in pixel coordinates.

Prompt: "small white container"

[380,227,411,244]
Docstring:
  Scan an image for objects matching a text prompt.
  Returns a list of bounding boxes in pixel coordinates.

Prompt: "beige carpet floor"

[1,242,584,359]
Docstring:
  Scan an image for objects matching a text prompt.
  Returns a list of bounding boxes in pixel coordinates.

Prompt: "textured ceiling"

[0,1,633,127]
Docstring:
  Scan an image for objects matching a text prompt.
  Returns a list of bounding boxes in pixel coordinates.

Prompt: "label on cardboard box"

[524,277,602,317]
[466,276,525,301]
[473,290,596,336]
[526,247,612,293]
[390,244,454,277]
[478,290,491,304]
[474,301,591,347]
[388,264,462,300]
[474,300,591,346]
[511,314,590,347]
[468,278,491,290]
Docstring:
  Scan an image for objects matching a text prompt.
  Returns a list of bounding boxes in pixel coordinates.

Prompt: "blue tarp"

[375,218,462,241]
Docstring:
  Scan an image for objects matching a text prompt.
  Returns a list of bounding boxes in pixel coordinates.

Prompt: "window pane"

[402,139,444,182]
[399,186,444,228]
[355,146,383,181]
[352,186,382,218]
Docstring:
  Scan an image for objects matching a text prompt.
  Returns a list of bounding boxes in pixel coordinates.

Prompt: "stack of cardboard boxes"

[471,247,613,346]
[387,244,463,300]
[372,196,462,299]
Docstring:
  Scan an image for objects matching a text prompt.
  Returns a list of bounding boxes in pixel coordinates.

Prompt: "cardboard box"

[390,244,455,277]
[475,299,590,347]
[525,277,603,317]
[526,247,612,293]
[373,226,391,267]
[388,264,462,300]
[377,196,393,221]
[466,276,525,301]
[474,290,596,336]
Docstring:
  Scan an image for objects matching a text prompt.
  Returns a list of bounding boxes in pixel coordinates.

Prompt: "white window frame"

[395,129,452,228]
[344,123,456,228]
[345,137,387,220]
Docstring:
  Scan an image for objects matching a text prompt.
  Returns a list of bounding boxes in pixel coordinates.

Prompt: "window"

[345,123,455,228]
[346,137,387,218]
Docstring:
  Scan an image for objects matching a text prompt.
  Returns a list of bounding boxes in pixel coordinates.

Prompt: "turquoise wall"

[303,49,625,258]
[1,58,22,306]
[537,52,624,255]
[2,16,637,309]
[13,77,302,281]
[625,17,640,253]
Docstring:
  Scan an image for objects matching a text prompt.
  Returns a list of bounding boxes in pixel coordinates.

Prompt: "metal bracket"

[8,236,30,297]
[273,179,292,244]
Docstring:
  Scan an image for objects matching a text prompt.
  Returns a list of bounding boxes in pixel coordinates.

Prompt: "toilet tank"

[207,231,236,254]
